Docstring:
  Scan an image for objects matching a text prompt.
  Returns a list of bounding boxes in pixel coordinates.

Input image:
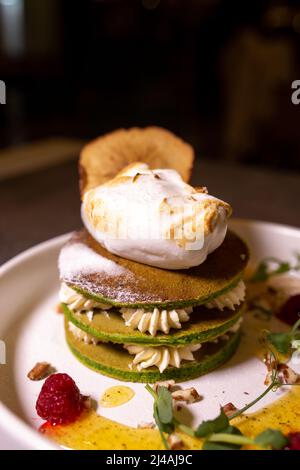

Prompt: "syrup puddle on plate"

[99,386,135,408]
[40,409,201,450]
[233,386,300,438]
[41,387,300,450]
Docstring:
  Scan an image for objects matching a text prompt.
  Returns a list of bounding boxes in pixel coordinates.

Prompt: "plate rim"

[1,217,300,449]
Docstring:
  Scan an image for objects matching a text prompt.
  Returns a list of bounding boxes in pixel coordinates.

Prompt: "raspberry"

[36,373,84,425]
[285,432,300,450]
[277,294,300,326]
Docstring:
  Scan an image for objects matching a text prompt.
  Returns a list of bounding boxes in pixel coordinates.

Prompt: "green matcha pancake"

[63,302,244,346]
[59,229,249,309]
[65,320,240,383]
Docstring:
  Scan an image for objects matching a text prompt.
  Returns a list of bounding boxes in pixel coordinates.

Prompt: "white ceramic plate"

[0,219,300,450]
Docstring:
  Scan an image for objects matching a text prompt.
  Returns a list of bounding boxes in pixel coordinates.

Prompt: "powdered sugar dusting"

[59,242,129,280]
[67,279,156,304]
[58,235,166,304]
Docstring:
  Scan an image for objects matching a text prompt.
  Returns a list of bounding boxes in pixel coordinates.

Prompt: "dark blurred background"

[1,0,300,263]
[1,0,300,168]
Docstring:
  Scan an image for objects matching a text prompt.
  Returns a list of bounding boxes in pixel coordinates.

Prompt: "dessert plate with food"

[0,128,300,450]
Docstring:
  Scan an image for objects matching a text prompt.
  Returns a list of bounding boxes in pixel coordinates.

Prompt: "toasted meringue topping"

[205,280,246,310]
[124,344,201,373]
[120,307,192,336]
[81,163,231,269]
[59,282,111,315]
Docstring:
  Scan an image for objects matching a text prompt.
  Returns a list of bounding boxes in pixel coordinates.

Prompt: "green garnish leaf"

[153,408,169,449]
[145,385,174,449]
[267,332,292,354]
[273,262,292,275]
[202,441,239,450]
[224,425,243,436]
[250,260,270,282]
[266,317,300,356]
[154,403,174,435]
[203,426,248,450]
[254,429,288,450]
[156,386,173,424]
[195,408,229,437]
[250,255,300,283]
[292,317,300,333]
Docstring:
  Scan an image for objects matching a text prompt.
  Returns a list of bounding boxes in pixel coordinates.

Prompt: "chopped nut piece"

[56,304,64,314]
[82,396,92,409]
[222,402,238,417]
[263,352,278,385]
[264,372,272,386]
[138,422,155,429]
[167,433,184,450]
[153,381,202,406]
[27,362,53,381]
[153,380,175,393]
[264,354,300,385]
[172,387,202,404]
[175,404,183,412]
[278,363,300,385]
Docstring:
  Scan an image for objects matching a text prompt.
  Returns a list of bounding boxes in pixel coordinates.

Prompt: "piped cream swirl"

[205,280,245,311]
[59,282,112,313]
[124,344,201,373]
[120,307,192,336]
[68,322,98,344]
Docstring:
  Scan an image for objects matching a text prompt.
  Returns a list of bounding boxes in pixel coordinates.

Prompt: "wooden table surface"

[1,158,300,265]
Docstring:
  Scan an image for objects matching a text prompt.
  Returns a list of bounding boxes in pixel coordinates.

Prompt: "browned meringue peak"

[81,162,232,269]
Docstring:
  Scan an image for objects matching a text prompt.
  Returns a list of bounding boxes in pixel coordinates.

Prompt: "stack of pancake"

[58,127,249,383]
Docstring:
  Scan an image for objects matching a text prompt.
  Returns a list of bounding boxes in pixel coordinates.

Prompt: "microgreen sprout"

[145,362,287,451]
[250,254,300,283]
[266,317,300,355]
